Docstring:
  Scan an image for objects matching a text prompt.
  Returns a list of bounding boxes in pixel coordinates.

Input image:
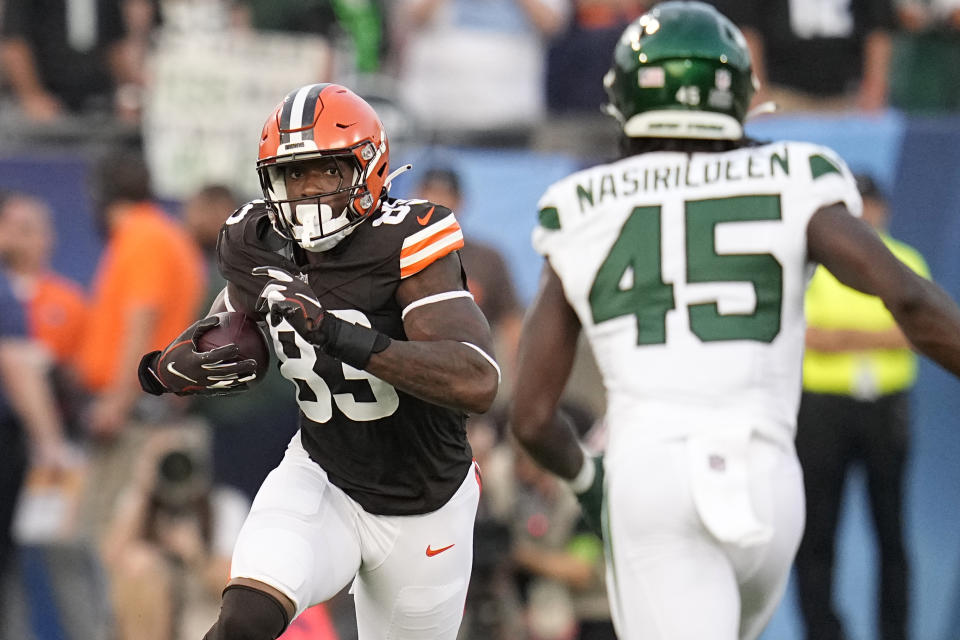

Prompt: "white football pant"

[603,430,805,640]
[230,432,481,639]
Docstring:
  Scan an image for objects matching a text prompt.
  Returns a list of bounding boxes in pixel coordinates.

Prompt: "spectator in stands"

[0,0,155,123]
[229,2,338,37]
[73,147,204,545]
[0,258,71,599]
[77,147,205,440]
[0,192,88,368]
[390,0,571,140]
[898,0,960,30]
[546,0,648,114]
[0,191,90,439]
[114,0,163,121]
[795,174,928,640]
[231,0,386,78]
[705,0,897,112]
[181,184,238,283]
[463,421,526,640]
[101,428,250,640]
[511,445,581,640]
[890,0,960,112]
[510,403,613,640]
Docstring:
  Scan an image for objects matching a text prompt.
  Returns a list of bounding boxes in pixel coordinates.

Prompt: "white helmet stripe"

[288,85,315,143]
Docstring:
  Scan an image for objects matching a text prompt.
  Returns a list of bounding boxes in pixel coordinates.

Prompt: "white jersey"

[533,141,861,448]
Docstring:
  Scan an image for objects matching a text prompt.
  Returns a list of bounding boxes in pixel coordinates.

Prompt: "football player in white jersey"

[508,3,960,640]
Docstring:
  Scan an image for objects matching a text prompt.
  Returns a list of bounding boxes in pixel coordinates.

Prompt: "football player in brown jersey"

[139,83,499,640]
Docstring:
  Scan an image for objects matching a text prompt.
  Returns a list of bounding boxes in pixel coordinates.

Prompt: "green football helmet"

[603,1,757,140]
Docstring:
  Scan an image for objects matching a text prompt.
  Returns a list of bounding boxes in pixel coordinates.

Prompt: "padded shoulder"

[371,197,465,279]
[782,141,863,219]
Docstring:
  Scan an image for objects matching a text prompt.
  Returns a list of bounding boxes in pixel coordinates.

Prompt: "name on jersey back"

[575,147,791,213]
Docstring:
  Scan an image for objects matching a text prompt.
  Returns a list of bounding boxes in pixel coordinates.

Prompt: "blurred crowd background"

[1,1,960,640]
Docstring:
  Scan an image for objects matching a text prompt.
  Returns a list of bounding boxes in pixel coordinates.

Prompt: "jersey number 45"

[590,194,784,345]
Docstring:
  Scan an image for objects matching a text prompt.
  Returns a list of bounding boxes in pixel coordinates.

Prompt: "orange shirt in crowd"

[77,203,205,392]
[575,3,646,28]
[27,273,89,366]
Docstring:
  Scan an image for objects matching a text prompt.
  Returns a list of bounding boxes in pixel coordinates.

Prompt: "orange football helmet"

[257,83,390,251]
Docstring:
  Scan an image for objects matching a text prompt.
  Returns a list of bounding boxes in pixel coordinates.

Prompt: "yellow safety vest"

[803,232,930,397]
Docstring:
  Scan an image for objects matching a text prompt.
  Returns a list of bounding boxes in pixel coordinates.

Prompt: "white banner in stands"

[143,30,331,200]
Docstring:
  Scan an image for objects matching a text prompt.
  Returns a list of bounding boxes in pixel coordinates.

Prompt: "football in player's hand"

[196,311,270,382]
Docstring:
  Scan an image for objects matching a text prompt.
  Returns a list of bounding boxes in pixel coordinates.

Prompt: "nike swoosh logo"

[425,543,455,557]
[166,362,198,383]
[417,206,436,226]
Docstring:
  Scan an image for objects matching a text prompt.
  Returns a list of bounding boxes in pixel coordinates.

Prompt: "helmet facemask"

[259,144,380,252]
[257,83,391,253]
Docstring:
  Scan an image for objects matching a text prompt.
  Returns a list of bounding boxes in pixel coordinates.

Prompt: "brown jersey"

[217,197,473,515]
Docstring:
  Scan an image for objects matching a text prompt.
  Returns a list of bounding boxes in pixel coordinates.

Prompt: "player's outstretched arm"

[808,203,960,378]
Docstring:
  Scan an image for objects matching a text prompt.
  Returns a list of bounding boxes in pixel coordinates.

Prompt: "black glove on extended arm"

[569,454,605,539]
[252,266,390,369]
[138,315,259,396]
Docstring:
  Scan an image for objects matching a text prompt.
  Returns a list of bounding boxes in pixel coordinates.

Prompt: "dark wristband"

[138,350,168,395]
[317,315,391,369]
